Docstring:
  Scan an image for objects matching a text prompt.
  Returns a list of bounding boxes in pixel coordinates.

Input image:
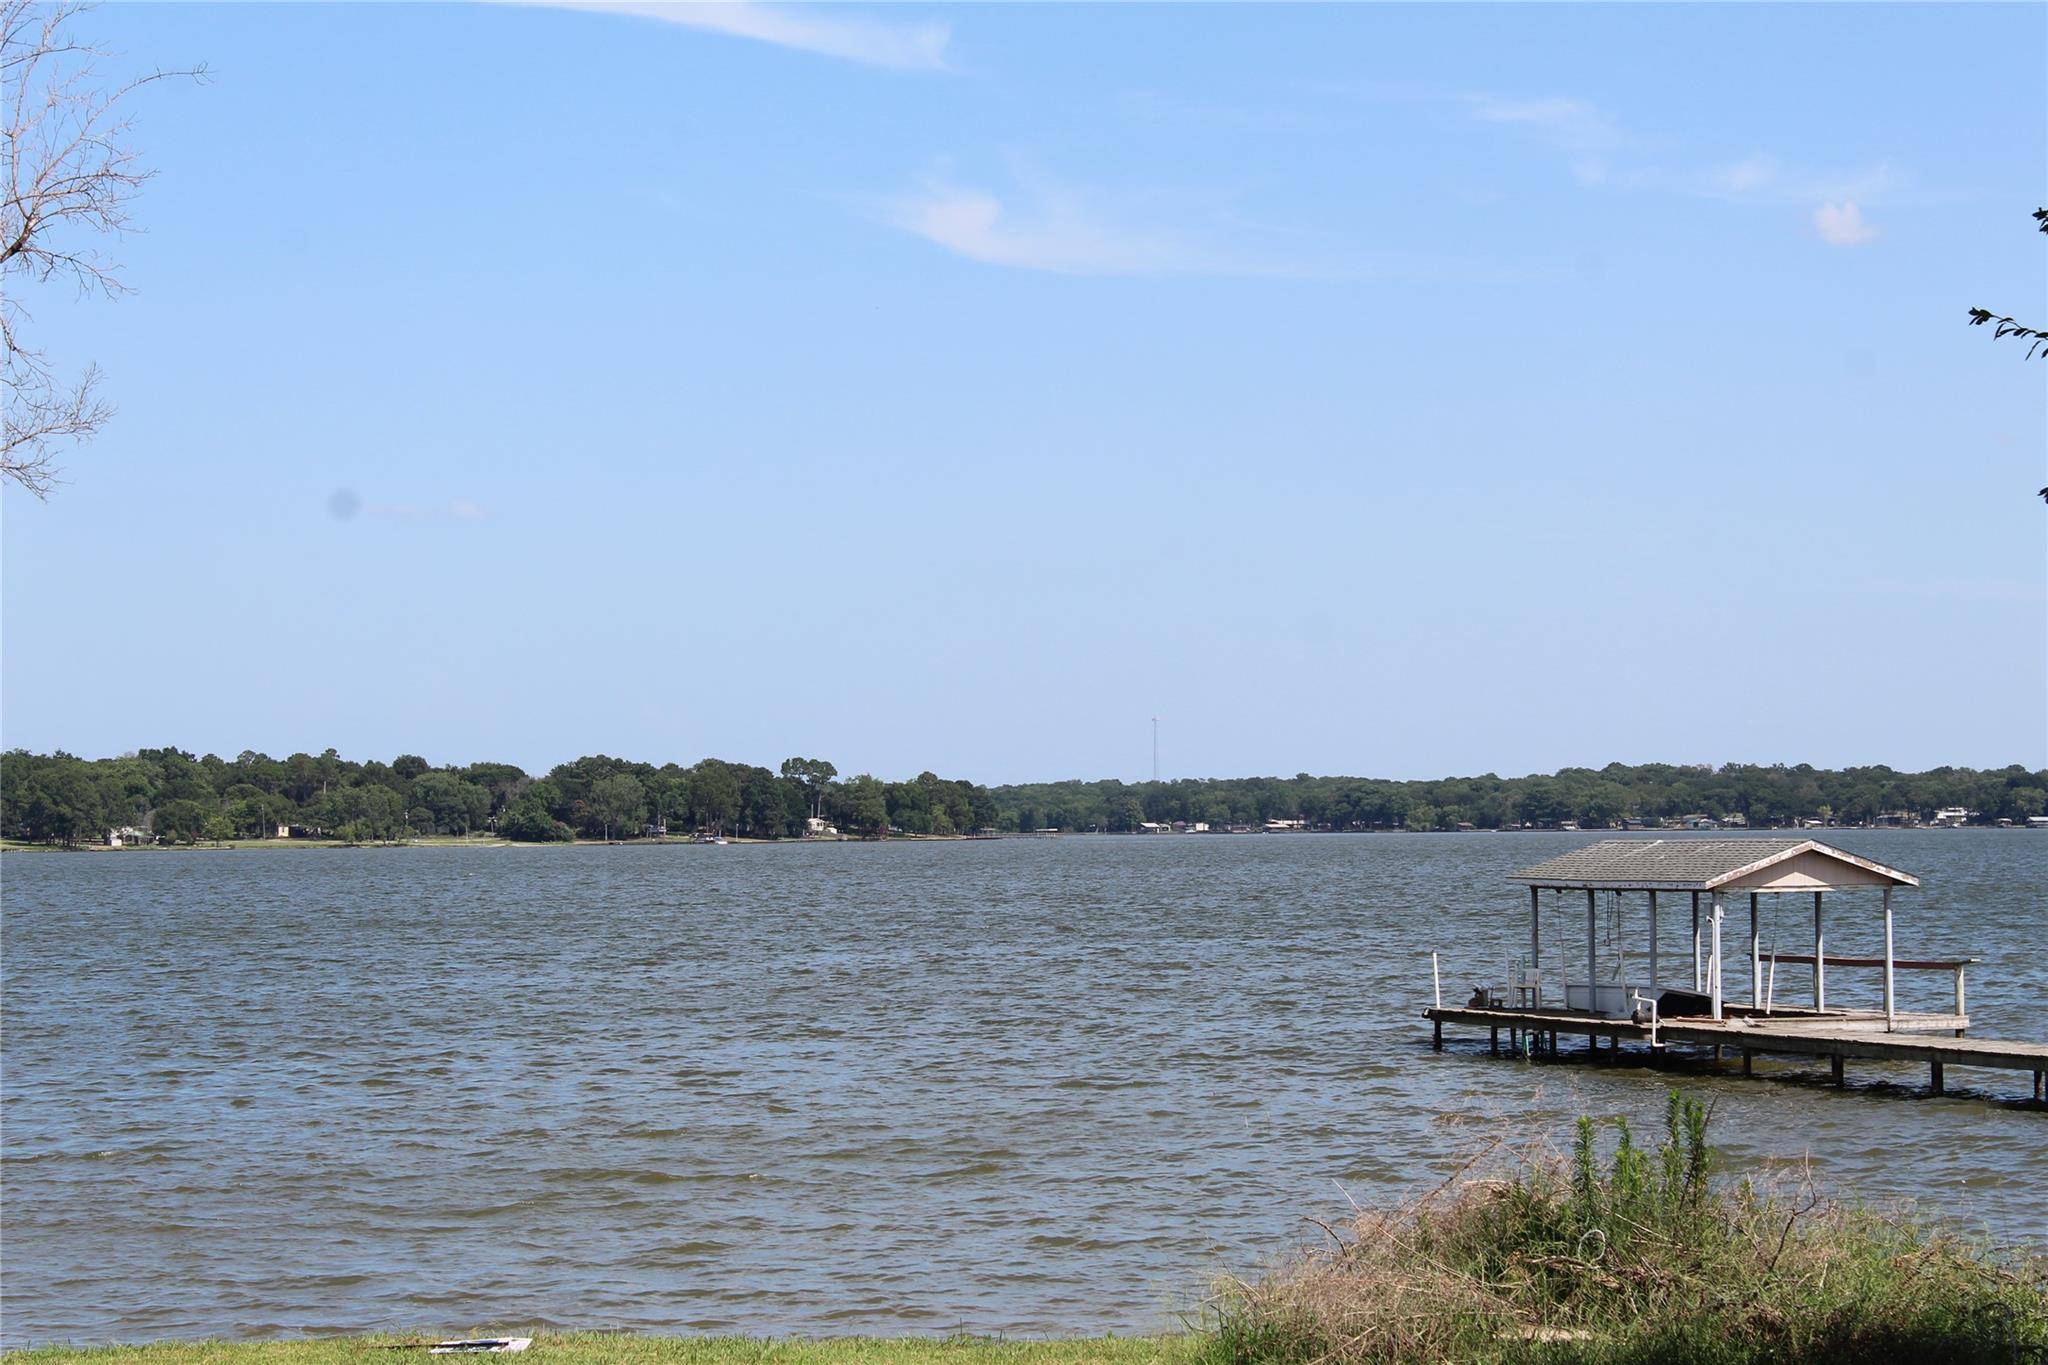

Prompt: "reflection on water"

[3,831,2043,1344]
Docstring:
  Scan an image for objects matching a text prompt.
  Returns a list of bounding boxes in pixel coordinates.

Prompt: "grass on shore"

[1198,1090,2048,1365]
[7,1337,1193,1365]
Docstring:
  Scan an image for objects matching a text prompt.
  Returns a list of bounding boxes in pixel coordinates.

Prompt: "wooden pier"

[1424,1003,2048,1101]
[1427,837,2048,1104]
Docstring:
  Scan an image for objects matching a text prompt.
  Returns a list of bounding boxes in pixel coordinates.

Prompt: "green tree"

[688,761,740,835]
[588,773,646,842]
[411,771,490,835]
[16,759,108,846]
[499,795,573,842]
[152,798,213,845]
[314,784,406,842]
[842,774,890,837]
[460,762,530,819]
[779,757,838,818]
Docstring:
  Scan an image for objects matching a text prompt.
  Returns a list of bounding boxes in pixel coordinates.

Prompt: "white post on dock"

[1585,888,1598,1015]
[1432,951,1442,1009]
[1529,886,1541,1007]
[1812,891,1825,1012]
[1749,892,1761,1008]
[1648,890,1659,990]
[1882,886,1895,1032]
[1709,891,1724,1020]
[1691,891,1701,991]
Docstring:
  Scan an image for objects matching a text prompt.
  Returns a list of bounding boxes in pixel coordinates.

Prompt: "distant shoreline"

[4,825,2033,855]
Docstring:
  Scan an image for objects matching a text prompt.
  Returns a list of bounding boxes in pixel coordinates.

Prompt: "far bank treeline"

[3,749,2046,848]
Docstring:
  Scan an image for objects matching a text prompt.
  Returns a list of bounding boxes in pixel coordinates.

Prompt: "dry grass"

[1199,1092,2048,1365]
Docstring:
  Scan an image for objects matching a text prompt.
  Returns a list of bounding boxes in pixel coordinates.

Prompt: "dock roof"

[1511,838,1919,892]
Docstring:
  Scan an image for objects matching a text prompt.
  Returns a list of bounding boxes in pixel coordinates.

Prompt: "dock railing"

[1770,953,1977,1024]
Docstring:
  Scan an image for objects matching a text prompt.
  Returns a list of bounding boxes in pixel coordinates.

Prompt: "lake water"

[3,831,2043,1346]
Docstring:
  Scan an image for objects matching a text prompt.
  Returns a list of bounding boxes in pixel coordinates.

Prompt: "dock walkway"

[1425,1004,2048,1100]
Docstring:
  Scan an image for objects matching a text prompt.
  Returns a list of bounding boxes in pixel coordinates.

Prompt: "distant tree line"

[996,764,2048,834]
[1,749,2041,848]
[0,748,992,847]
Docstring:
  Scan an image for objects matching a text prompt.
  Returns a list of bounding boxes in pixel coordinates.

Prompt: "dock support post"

[1690,892,1701,990]
[1813,891,1825,1012]
[1953,965,1966,1037]
[1930,1060,1943,1094]
[1709,892,1724,1020]
[1831,1054,1844,1087]
[2035,1070,2044,1103]
[1742,1049,1753,1076]
[1490,1027,1499,1056]
[1882,886,1895,1033]
[1648,890,1659,990]
[1749,892,1760,1008]
[1585,889,1598,1016]
[1433,1018,1442,1052]
[1530,886,1541,1007]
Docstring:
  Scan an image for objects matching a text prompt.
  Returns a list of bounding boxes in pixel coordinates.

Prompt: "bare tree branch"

[2,0,203,498]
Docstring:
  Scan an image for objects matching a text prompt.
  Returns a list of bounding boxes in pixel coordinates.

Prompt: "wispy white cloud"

[879,174,1344,279]
[509,1,952,71]
[327,489,490,524]
[1468,95,1611,139]
[875,166,1522,283]
[1813,200,1877,247]
[881,179,1202,276]
[1669,154,1899,206]
[1444,89,1901,231]
[1467,95,1626,184]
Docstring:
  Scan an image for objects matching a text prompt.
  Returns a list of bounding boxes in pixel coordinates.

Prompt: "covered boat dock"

[1423,838,2047,1101]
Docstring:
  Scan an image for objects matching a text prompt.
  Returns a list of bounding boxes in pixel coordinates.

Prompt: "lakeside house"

[106,826,154,847]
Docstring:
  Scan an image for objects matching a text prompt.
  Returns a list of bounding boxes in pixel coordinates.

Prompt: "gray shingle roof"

[1511,838,1917,890]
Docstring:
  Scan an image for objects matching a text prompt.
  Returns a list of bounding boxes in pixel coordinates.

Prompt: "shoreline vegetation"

[3,748,2044,851]
[13,1097,2046,1364]
[1,819,2039,855]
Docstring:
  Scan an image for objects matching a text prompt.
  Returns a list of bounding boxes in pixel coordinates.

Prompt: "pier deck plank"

[1424,1005,2048,1076]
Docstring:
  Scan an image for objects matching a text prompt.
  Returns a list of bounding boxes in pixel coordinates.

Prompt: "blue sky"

[3,2,2043,784]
